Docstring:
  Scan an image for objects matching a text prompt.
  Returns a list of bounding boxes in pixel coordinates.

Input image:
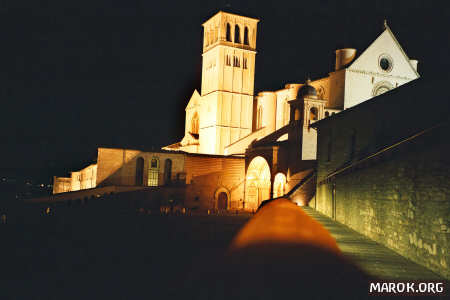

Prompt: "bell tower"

[199,11,259,154]
[288,79,327,160]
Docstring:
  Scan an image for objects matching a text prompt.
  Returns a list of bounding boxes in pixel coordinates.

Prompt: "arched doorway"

[273,173,287,198]
[136,157,144,186]
[218,192,228,210]
[245,156,271,210]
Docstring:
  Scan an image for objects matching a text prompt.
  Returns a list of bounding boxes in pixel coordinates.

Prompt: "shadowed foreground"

[4,200,446,299]
[4,211,249,300]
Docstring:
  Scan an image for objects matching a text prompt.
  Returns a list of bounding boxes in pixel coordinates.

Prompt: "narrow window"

[226,23,231,42]
[191,112,199,134]
[233,56,240,67]
[234,25,240,43]
[244,27,249,45]
[257,106,263,129]
[243,58,248,69]
[310,107,318,121]
[148,157,159,186]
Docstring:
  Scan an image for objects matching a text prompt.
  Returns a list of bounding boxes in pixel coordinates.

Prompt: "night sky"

[1,0,449,181]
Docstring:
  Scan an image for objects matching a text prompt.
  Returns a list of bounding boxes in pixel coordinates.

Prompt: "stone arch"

[234,24,241,43]
[245,156,271,210]
[372,80,394,96]
[214,187,230,210]
[226,23,231,42]
[244,26,249,45]
[273,173,287,198]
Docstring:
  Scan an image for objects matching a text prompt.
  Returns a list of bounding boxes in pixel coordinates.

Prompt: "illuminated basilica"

[45,11,419,211]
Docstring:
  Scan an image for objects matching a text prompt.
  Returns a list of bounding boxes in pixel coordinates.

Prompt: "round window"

[378,54,393,72]
[380,58,390,70]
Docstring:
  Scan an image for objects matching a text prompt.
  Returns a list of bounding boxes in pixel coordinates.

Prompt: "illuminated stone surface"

[303,206,443,280]
[49,12,421,214]
[165,15,419,157]
[312,80,450,279]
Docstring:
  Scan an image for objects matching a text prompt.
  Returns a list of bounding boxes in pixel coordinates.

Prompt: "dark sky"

[1,0,449,181]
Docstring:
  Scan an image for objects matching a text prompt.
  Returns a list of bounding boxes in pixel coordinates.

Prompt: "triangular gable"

[185,89,201,110]
[349,24,419,79]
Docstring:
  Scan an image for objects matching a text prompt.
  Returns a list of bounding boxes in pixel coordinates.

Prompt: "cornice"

[347,68,413,81]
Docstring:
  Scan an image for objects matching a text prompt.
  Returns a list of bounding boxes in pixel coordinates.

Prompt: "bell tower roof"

[201,11,259,54]
[297,78,318,99]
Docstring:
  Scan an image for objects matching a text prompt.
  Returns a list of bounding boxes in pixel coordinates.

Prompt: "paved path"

[302,206,443,280]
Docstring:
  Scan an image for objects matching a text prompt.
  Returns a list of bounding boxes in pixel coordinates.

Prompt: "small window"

[233,56,240,67]
[310,107,318,121]
[234,25,240,43]
[226,55,231,66]
[244,27,249,45]
[148,157,160,186]
[191,112,199,134]
[243,58,248,69]
[378,54,393,72]
[151,158,158,168]
[380,58,390,71]
[226,23,231,42]
[257,106,263,129]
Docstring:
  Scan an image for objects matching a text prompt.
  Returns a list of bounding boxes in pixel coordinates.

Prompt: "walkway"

[302,206,443,280]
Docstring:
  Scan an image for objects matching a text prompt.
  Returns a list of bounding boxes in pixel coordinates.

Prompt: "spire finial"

[383,19,388,30]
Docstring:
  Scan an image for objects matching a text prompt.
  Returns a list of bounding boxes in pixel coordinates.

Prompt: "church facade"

[47,11,419,211]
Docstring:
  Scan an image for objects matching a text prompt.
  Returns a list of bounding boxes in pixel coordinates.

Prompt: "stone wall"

[313,79,450,279]
[53,176,71,194]
[316,124,449,278]
[185,154,245,210]
[96,148,186,187]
